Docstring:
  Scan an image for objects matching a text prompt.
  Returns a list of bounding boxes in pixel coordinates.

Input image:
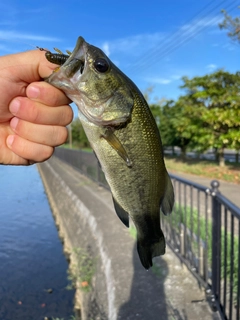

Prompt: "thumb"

[1,49,59,83]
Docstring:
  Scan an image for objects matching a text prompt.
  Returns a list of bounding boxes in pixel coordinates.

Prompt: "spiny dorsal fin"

[112,196,129,228]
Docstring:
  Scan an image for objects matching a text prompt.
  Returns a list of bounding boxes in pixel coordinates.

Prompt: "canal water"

[0,164,75,320]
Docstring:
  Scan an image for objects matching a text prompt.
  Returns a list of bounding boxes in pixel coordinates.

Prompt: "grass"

[67,247,96,293]
[164,156,240,184]
[129,224,137,239]
[59,145,240,184]
[60,144,92,153]
[163,204,239,299]
[129,204,239,300]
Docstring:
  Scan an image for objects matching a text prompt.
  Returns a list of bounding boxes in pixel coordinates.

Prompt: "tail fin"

[137,235,165,270]
[161,173,174,215]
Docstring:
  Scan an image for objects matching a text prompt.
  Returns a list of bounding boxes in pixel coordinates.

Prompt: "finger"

[10,117,68,147]
[26,81,72,106]
[1,49,59,83]
[6,134,54,163]
[9,97,73,126]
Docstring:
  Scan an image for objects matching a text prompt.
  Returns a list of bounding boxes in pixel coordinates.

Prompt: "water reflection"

[0,165,74,320]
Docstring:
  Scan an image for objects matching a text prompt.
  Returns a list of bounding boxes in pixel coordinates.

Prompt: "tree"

[219,8,240,43]
[150,99,201,159]
[150,101,178,154]
[181,70,240,166]
[71,118,91,148]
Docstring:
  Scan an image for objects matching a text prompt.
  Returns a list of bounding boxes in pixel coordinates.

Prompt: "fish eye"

[93,58,109,73]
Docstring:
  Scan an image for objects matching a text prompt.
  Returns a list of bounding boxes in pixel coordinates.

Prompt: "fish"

[45,36,174,269]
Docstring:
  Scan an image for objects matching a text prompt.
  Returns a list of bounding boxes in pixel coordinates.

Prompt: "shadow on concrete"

[117,242,172,320]
[117,240,219,320]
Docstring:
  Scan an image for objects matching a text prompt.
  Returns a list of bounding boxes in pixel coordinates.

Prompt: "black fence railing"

[54,147,240,320]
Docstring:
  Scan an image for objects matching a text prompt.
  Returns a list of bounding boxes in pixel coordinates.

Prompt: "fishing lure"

[37,46,71,66]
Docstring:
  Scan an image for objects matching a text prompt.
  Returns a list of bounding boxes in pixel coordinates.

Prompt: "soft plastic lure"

[37,46,70,65]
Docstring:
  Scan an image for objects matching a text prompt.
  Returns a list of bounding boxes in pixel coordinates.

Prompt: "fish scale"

[46,36,174,269]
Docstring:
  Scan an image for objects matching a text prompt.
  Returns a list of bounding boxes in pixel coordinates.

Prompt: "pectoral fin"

[112,196,129,228]
[93,151,102,169]
[102,128,132,167]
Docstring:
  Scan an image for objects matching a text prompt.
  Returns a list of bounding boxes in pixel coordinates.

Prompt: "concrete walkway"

[39,157,221,320]
[169,170,240,208]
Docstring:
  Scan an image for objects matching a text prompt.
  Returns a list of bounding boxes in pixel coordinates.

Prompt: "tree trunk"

[218,148,225,167]
[235,150,239,163]
[180,146,187,160]
[214,148,219,162]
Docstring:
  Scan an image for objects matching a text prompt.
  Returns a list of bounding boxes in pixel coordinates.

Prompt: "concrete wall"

[38,156,148,320]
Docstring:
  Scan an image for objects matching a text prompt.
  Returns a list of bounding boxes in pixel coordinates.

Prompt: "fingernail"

[9,99,20,115]
[7,135,14,147]
[10,117,19,130]
[28,86,40,98]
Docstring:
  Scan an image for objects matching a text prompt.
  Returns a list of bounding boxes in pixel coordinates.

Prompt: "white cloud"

[101,42,110,56]
[145,77,172,85]
[180,15,222,36]
[143,72,185,86]
[222,43,236,51]
[100,32,166,57]
[171,74,181,80]
[206,64,217,71]
[0,30,61,42]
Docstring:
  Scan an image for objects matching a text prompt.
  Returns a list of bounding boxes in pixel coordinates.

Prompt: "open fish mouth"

[62,36,86,78]
[46,37,88,93]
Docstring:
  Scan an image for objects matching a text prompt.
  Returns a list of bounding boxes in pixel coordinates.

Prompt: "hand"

[0,49,73,165]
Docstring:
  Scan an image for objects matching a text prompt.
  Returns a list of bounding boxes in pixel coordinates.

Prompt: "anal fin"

[112,196,129,228]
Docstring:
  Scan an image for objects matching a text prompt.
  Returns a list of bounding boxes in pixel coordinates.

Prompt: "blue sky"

[0,0,239,116]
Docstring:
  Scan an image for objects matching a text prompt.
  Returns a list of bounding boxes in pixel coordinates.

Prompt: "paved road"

[169,170,240,209]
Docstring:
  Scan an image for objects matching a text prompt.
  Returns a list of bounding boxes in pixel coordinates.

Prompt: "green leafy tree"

[71,118,91,148]
[181,70,240,166]
[219,8,240,163]
[161,98,204,159]
[219,8,240,43]
[150,99,200,159]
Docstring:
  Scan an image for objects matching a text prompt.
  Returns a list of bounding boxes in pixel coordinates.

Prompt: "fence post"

[211,180,221,305]
[180,223,185,256]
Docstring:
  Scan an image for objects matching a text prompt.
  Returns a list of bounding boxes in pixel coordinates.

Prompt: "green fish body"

[46,37,174,269]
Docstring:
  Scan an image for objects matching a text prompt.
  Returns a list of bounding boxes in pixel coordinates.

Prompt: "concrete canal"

[0,155,220,320]
[37,155,218,320]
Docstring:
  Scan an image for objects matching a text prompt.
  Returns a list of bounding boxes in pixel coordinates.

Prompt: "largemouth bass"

[46,36,174,269]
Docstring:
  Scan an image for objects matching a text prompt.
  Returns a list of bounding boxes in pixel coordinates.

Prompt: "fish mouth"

[46,36,88,95]
[63,36,86,78]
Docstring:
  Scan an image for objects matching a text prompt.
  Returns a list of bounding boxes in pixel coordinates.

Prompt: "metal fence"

[54,147,240,320]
